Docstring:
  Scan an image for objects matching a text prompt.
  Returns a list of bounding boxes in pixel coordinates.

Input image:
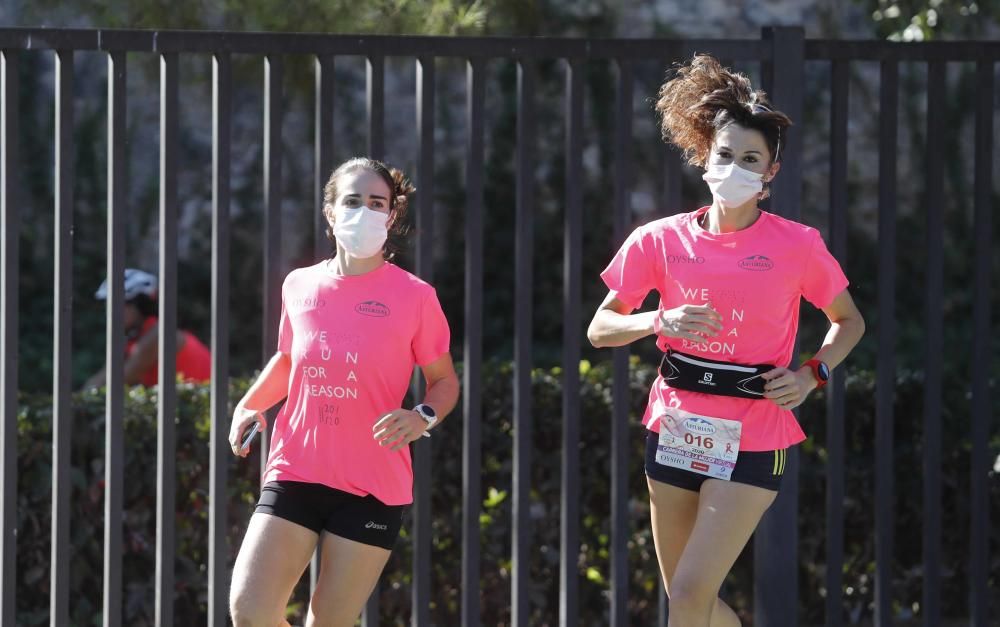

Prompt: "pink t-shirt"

[262,261,451,505]
[600,206,849,451]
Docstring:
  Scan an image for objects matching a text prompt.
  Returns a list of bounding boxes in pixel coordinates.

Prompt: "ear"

[763,160,781,183]
[323,203,335,224]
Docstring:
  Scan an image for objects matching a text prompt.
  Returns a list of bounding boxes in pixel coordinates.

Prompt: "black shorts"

[644,430,787,493]
[255,480,405,550]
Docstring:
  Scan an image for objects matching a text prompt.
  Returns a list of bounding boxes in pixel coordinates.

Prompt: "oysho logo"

[355,301,391,317]
[290,297,326,309]
[684,417,717,435]
[666,254,706,264]
[738,255,774,271]
[365,521,388,531]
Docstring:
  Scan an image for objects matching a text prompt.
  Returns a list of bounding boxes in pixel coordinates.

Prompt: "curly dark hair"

[322,157,415,260]
[655,54,793,169]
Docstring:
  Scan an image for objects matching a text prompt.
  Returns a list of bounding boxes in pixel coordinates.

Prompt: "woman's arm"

[416,353,460,430]
[83,328,191,389]
[762,289,866,410]
[807,289,866,370]
[587,292,722,349]
[228,351,292,456]
[372,353,459,451]
[81,328,160,390]
[235,351,292,412]
[121,325,159,385]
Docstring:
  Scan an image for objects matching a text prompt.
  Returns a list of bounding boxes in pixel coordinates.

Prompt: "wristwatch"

[803,359,831,389]
[413,404,437,438]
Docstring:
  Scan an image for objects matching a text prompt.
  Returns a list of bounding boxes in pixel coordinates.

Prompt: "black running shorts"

[644,430,788,493]
[255,480,405,550]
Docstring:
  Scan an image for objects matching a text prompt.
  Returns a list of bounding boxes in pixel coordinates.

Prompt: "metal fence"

[0,26,995,626]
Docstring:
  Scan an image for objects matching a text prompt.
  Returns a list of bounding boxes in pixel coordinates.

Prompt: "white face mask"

[702,163,764,208]
[332,206,389,258]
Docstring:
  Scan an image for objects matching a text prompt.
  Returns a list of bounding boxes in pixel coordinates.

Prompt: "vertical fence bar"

[512,58,535,627]
[50,47,74,627]
[661,144,682,218]
[155,50,179,627]
[462,56,485,627]
[410,54,435,627]
[103,49,127,627]
[921,60,945,627]
[0,47,19,627]
[657,48,683,625]
[309,52,335,596]
[659,45,683,220]
[314,54,334,261]
[610,57,632,627]
[208,51,231,627]
[560,57,583,627]
[825,58,849,627]
[367,54,384,162]
[755,27,804,626]
[362,47,383,618]
[261,54,283,478]
[968,59,993,627]
[874,59,898,627]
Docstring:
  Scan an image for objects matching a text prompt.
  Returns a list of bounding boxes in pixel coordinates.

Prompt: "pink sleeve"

[800,230,849,308]
[277,292,292,354]
[412,288,451,366]
[599,226,657,310]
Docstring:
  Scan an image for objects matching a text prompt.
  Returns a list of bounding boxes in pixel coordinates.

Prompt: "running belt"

[658,349,774,400]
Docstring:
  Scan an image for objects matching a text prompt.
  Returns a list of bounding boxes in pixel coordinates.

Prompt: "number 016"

[683,433,714,449]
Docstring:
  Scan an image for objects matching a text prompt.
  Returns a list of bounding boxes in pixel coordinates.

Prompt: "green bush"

[15,361,999,625]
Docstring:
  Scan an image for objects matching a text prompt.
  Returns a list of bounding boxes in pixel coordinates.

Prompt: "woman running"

[228,157,459,627]
[587,55,865,626]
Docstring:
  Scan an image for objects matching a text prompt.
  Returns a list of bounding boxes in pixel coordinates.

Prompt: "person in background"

[82,268,212,389]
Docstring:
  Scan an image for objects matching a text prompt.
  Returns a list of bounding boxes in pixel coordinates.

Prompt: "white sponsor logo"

[365,521,388,531]
[683,417,717,435]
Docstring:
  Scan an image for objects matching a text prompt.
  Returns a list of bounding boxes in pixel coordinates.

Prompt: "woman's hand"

[228,405,267,458]
[373,409,428,451]
[761,367,817,411]
[655,304,723,345]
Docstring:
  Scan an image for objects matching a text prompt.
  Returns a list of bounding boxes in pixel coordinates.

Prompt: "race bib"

[655,407,742,481]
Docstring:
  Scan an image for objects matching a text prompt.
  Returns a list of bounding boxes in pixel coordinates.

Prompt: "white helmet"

[94,268,158,301]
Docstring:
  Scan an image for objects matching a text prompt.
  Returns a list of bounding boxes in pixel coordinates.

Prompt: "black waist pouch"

[658,349,774,400]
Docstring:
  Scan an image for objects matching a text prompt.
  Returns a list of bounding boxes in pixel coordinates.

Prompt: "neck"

[703,199,761,234]
[330,248,386,276]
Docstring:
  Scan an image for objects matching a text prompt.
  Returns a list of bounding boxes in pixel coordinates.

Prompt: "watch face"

[818,362,830,381]
[418,404,436,418]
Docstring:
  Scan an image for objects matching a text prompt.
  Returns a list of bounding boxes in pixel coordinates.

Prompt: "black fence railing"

[0,26,996,626]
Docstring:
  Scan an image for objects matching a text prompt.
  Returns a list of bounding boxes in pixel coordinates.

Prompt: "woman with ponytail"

[588,55,865,625]
[228,158,459,627]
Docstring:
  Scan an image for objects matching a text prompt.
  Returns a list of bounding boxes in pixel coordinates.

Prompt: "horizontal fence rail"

[0,25,995,627]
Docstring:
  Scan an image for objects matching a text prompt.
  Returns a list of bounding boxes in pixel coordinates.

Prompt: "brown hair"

[655,54,792,170]
[322,157,415,260]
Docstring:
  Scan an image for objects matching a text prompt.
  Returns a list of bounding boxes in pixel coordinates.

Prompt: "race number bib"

[655,408,742,481]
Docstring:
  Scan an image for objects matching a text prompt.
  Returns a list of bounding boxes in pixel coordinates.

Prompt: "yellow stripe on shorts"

[778,449,786,475]
[773,451,780,475]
